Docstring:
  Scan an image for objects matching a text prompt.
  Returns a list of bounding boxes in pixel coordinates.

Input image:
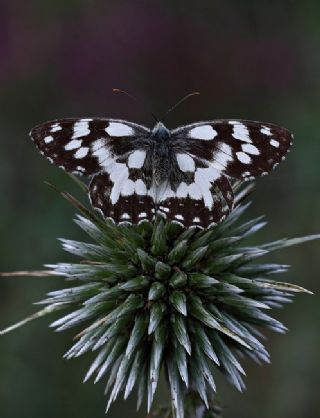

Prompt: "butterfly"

[30,117,293,228]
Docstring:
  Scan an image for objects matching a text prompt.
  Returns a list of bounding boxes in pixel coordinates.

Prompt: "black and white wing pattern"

[157,119,293,228]
[30,117,293,229]
[171,119,293,181]
[30,118,154,223]
[30,118,149,175]
[155,169,234,228]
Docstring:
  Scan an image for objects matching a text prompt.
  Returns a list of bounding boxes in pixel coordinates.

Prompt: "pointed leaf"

[94,337,127,383]
[194,345,216,391]
[83,341,114,382]
[124,349,144,399]
[169,291,187,316]
[148,324,167,410]
[120,276,149,291]
[190,321,219,365]
[169,270,187,288]
[188,295,251,349]
[166,355,185,418]
[188,273,219,289]
[148,302,167,335]
[154,261,172,280]
[136,249,156,272]
[181,246,209,271]
[255,279,313,294]
[148,282,166,301]
[171,313,192,355]
[168,239,189,264]
[151,217,168,256]
[174,341,189,387]
[125,313,148,358]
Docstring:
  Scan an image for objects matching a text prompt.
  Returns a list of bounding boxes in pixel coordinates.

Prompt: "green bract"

[2,181,319,418]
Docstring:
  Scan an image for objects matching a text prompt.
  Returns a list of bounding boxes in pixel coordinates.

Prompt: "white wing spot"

[188,183,203,200]
[211,143,233,171]
[236,151,251,164]
[106,122,134,137]
[231,122,252,143]
[50,123,62,133]
[92,139,113,170]
[128,150,146,168]
[65,139,82,151]
[44,135,54,144]
[176,182,189,199]
[157,166,221,213]
[135,179,147,195]
[72,120,91,139]
[176,153,195,172]
[175,214,184,221]
[189,125,218,140]
[74,147,89,159]
[261,126,272,136]
[108,162,129,204]
[241,143,260,155]
[92,138,105,152]
[155,182,175,201]
[270,139,280,148]
[194,166,220,208]
[139,212,147,218]
[193,217,200,223]
[121,180,135,196]
[121,213,131,220]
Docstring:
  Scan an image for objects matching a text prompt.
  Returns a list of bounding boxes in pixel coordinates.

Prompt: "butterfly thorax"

[145,122,177,186]
[143,122,196,189]
[150,122,170,140]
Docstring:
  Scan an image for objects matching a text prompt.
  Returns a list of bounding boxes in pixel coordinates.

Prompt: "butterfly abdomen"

[150,144,172,185]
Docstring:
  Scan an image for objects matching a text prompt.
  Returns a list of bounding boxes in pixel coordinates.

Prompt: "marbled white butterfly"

[30,117,293,228]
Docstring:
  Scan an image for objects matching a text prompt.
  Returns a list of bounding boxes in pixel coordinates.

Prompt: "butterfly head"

[151,122,170,141]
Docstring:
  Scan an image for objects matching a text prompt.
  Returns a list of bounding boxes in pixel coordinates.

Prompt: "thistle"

[1,179,319,418]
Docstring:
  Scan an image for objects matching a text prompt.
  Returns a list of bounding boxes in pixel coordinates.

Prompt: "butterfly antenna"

[112,88,159,123]
[161,91,200,122]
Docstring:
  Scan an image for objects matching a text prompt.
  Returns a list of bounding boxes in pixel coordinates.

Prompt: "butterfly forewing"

[171,120,293,180]
[30,118,150,175]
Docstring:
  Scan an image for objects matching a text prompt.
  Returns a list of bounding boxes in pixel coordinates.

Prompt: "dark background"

[0,1,319,418]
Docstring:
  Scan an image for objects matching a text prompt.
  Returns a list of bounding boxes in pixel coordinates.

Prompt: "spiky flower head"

[1,181,318,418]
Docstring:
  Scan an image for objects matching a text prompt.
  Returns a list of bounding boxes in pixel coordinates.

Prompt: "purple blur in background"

[0,2,319,418]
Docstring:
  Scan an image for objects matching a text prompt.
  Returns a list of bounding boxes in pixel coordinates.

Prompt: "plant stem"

[148,390,223,418]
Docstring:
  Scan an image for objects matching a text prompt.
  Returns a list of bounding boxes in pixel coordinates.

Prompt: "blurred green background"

[0,1,319,417]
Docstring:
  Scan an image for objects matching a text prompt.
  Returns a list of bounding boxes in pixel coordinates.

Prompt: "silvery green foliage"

[5,182,318,418]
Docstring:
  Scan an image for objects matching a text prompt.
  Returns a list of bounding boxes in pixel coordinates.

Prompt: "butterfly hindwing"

[171,120,293,180]
[155,167,232,228]
[30,118,150,175]
[89,163,154,224]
